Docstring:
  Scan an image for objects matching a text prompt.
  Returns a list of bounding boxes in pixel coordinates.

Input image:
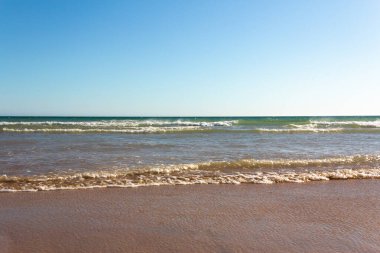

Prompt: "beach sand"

[1,180,380,253]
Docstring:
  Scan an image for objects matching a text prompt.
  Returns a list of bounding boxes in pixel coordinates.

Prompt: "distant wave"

[1,118,380,134]
[309,120,380,128]
[1,155,379,192]
[0,120,237,133]
[256,127,344,133]
[1,126,203,133]
[0,120,238,127]
[2,127,380,134]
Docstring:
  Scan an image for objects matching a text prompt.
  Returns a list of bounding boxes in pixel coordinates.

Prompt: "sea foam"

[1,155,379,192]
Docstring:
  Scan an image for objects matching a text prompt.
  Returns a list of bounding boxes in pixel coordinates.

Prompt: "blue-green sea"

[1,116,380,192]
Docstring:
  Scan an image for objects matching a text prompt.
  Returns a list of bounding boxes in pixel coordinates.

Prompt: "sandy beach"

[1,180,380,253]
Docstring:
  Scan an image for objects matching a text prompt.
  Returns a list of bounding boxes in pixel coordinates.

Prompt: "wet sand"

[1,180,380,253]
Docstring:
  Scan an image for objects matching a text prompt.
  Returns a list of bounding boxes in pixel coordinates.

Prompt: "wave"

[309,120,380,128]
[1,118,380,134]
[256,127,344,133]
[2,127,380,134]
[265,119,380,133]
[0,120,238,127]
[196,155,380,170]
[1,155,379,192]
[0,120,237,133]
[0,126,203,133]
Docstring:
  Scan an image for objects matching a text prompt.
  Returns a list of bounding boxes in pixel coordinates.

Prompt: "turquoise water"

[1,116,380,191]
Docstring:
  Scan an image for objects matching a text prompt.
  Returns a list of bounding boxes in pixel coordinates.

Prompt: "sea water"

[1,116,379,191]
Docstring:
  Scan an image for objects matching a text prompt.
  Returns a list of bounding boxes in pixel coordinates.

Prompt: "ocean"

[1,116,380,192]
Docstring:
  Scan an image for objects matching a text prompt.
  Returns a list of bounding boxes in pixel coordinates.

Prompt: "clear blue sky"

[1,0,379,116]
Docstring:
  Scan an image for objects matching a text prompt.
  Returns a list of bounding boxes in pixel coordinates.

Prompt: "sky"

[0,0,379,116]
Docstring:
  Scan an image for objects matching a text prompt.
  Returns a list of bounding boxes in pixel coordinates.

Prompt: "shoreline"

[1,180,380,253]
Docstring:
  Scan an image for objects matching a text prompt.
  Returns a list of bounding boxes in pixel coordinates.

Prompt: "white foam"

[1,126,202,133]
[0,120,237,127]
[309,120,380,128]
[0,120,237,133]
[2,168,380,192]
[1,155,380,192]
[256,126,343,133]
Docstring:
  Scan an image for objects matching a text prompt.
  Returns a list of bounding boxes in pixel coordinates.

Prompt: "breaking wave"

[309,120,380,128]
[0,120,237,133]
[1,118,380,134]
[256,127,344,133]
[1,126,203,133]
[0,120,237,127]
[1,155,379,192]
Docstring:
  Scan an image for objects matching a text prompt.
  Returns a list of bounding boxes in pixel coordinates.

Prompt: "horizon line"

[1,115,379,118]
